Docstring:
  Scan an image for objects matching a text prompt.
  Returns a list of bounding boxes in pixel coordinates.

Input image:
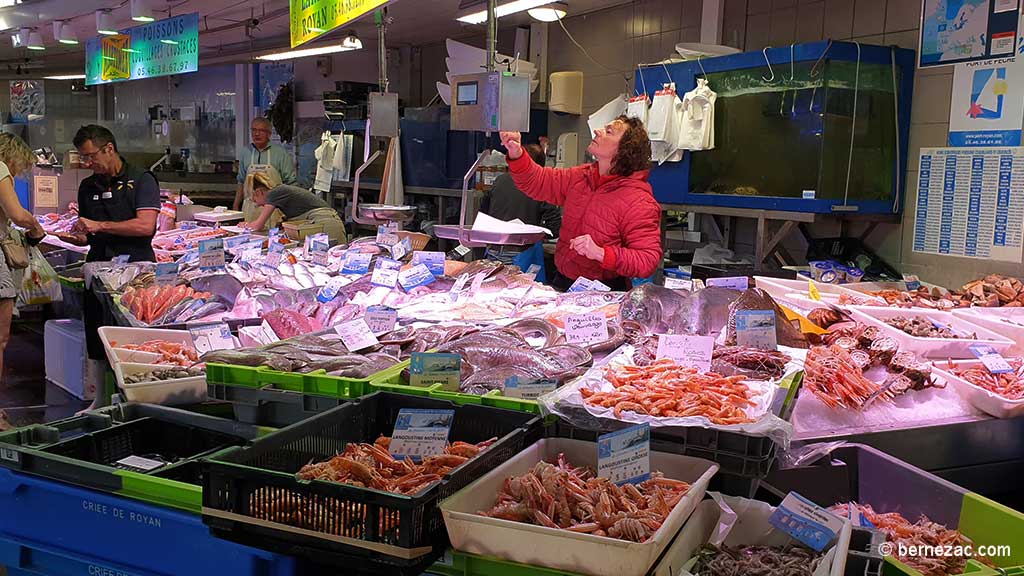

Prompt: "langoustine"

[948,357,1024,400]
[479,455,690,542]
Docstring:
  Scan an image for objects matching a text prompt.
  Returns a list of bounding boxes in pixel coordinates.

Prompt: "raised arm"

[500,132,578,207]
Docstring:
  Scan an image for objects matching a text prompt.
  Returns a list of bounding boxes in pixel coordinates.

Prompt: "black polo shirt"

[78,158,161,262]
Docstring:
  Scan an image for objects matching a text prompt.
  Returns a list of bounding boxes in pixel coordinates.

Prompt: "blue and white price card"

[903,274,921,291]
[371,258,402,288]
[223,234,251,255]
[735,310,777,350]
[317,276,349,303]
[664,277,693,291]
[268,227,280,245]
[334,318,379,352]
[768,492,845,552]
[412,251,446,276]
[449,273,470,302]
[376,223,399,246]
[504,376,557,400]
[265,241,284,267]
[341,251,372,274]
[155,262,179,285]
[388,408,455,462]
[308,233,330,266]
[409,352,462,390]
[364,306,398,335]
[198,238,226,270]
[187,322,234,354]
[178,220,198,230]
[112,254,130,265]
[598,423,650,485]
[568,277,611,292]
[399,263,436,291]
[970,344,1014,374]
[390,236,412,261]
[706,276,749,290]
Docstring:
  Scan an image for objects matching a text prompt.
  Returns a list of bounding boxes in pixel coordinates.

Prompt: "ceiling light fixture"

[26,30,44,50]
[342,30,361,49]
[160,39,178,44]
[53,21,79,45]
[96,10,118,35]
[527,2,567,21]
[45,74,87,80]
[256,42,361,61]
[131,0,155,23]
[456,0,559,24]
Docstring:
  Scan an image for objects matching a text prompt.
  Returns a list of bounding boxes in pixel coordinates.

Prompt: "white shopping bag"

[626,94,650,125]
[648,86,683,163]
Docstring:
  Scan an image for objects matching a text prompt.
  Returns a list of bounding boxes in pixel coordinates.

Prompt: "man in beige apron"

[234,118,297,222]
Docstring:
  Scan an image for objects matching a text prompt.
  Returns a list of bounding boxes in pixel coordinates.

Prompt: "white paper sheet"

[471,211,552,236]
[588,94,627,135]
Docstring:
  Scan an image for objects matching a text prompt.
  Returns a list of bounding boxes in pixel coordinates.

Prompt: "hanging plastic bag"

[313,130,336,193]
[626,94,650,125]
[647,86,683,164]
[18,246,62,307]
[679,78,718,151]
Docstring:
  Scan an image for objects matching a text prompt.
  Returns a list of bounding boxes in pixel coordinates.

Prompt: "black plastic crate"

[207,383,350,428]
[202,392,542,568]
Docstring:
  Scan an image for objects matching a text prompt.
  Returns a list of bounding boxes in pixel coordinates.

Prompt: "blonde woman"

[242,172,346,244]
[0,132,45,381]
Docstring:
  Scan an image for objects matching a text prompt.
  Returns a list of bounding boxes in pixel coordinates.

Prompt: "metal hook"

[788,43,796,82]
[697,55,707,78]
[762,47,775,82]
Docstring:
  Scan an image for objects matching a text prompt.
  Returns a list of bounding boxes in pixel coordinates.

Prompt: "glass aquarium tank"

[644,42,915,214]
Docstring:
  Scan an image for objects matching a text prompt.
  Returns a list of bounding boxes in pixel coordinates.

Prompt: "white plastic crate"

[44,319,101,400]
[847,306,1013,359]
[952,308,1024,357]
[441,438,718,576]
[932,359,1024,419]
[116,362,206,405]
[98,326,204,406]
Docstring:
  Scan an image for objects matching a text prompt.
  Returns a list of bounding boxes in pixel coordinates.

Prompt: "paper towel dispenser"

[549,71,583,114]
[556,132,578,168]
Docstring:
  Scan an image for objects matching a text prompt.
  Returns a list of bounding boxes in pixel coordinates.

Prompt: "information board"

[920,0,1020,67]
[86,13,199,86]
[913,147,1024,262]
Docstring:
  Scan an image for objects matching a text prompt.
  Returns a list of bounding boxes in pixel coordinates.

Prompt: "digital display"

[456,82,478,106]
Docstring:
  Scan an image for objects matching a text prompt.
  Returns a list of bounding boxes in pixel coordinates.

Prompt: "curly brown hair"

[610,115,652,176]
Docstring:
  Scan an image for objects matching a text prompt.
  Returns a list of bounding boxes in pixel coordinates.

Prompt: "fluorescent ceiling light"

[96,10,118,35]
[131,0,155,22]
[160,39,178,44]
[26,31,44,50]
[122,47,140,53]
[45,74,86,80]
[342,31,361,49]
[527,2,567,21]
[257,43,360,61]
[457,0,556,24]
[53,21,78,45]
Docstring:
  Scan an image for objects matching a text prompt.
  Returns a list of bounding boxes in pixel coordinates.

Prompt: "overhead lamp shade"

[26,31,44,50]
[527,2,567,21]
[53,21,78,45]
[96,10,118,35]
[131,0,155,23]
[342,32,362,49]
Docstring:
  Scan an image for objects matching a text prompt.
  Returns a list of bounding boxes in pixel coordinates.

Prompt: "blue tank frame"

[639,41,916,214]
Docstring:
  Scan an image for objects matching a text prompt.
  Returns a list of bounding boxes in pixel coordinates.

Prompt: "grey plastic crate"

[207,383,350,428]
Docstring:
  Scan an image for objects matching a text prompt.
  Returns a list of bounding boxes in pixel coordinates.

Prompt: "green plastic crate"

[205,358,409,398]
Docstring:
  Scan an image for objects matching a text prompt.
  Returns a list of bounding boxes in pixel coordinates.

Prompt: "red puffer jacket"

[507,153,662,282]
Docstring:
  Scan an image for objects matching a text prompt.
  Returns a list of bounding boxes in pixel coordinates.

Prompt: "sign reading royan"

[85,13,199,85]
[290,0,388,47]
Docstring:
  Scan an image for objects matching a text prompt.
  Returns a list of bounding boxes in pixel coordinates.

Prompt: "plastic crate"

[764,444,1024,576]
[205,357,409,398]
[0,403,263,512]
[201,392,543,569]
[0,468,297,576]
[207,382,351,427]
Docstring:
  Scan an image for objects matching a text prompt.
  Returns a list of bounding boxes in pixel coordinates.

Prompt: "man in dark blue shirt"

[66,125,161,262]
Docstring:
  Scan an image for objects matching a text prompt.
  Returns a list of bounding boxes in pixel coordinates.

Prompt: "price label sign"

[769,492,845,552]
[409,352,462,390]
[707,276,749,290]
[970,344,1014,374]
[317,276,349,303]
[223,234,251,255]
[179,220,198,230]
[903,274,922,291]
[449,273,470,302]
[155,262,179,285]
[308,233,330,267]
[268,227,280,245]
[239,247,263,264]
[503,376,557,400]
[335,318,379,352]
[188,322,235,354]
[239,321,279,346]
[112,254,130,265]
[568,277,611,293]
[598,423,650,485]
[808,280,822,302]
[664,277,693,291]
[390,237,412,261]
[469,271,487,293]
[564,312,610,345]
[399,263,436,291]
[341,252,372,274]
[265,241,284,267]
[198,238,226,270]
[376,223,399,246]
[735,310,777,350]
[388,408,455,461]
[371,258,402,288]
[656,334,715,372]
[412,251,446,276]
[364,306,398,335]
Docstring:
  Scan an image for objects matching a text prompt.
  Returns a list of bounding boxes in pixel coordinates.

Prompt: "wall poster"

[920,0,1021,67]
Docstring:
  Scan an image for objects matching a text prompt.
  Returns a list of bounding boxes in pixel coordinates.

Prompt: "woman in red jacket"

[500,115,662,291]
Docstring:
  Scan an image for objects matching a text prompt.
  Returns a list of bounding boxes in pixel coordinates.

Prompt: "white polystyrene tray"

[440,437,719,576]
[116,361,206,405]
[754,276,884,305]
[98,326,197,389]
[952,308,1024,356]
[847,306,1014,359]
[932,359,1024,419]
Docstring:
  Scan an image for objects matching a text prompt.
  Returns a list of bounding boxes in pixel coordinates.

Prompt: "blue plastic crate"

[0,467,297,576]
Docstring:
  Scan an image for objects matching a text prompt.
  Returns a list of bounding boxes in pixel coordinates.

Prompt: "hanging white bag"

[626,94,650,125]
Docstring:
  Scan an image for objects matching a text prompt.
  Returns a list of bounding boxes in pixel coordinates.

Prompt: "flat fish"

[437,329,528,353]
[460,365,546,395]
[542,345,593,369]
[189,274,243,307]
[458,346,568,378]
[506,318,560,348]
[725,287,808,348]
